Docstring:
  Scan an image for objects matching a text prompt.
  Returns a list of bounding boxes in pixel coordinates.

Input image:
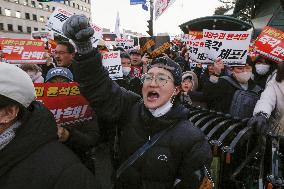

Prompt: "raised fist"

[63,15,94,42]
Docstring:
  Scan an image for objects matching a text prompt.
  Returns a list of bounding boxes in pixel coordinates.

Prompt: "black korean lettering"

[205,40,212,49]
[211,41,223,51]
[54,13,69,22]
[197,53,207,60]
[218,49,232,59]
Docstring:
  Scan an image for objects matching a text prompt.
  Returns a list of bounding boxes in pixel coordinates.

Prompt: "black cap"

[149,56,182,86]
[129,49,141,55]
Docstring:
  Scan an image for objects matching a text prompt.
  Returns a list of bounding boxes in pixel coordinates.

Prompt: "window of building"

[18,25,23,32]
[27,26,31,33]
[38,3,43,9]
[46,5,50,11]
[77,4,79,9]
[80,6,83,10]
[39,16,44,22]
[0,7,2,15]
[15,11,21,18]
[5,9,11,16]
[72,2,75,7]
[23,0,28,6]
[32,14,37,21]
[52,7,55,11]
[0,23,4,30]
[31,1,35,7]
[7,24,13,31]
[64,0,69,5]
[25,13,30,19]
[41,28,45,31]
[34,27,38,31]
[88,0,90,4]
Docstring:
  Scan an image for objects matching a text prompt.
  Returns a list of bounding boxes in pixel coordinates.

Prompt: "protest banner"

[101,51,123,80]
[203,29,252,65]
[154,0,176,20]
[31,31,54,40]
[34,82,93,126]
[91,23,103,47]
[45,7,73,37]
[0,38,46,64]
[115,38,134,48]
[188,39,209,64]
[254,26,284,63]
[46,7,103,47]
[139,36,171,58]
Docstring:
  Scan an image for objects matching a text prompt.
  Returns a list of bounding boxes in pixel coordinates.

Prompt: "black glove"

[62,15,94,54]
[248,112,269,135]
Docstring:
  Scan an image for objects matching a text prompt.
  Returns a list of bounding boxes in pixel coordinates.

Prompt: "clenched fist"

[62,15,94,54]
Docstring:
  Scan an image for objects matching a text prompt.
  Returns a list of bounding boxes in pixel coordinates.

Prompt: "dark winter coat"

[0,101,100,189]
[203,75,260,114]
[73,49,212,189]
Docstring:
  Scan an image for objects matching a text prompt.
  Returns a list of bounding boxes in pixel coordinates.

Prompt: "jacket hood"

[182,71,198,91]
[0,101,57,177]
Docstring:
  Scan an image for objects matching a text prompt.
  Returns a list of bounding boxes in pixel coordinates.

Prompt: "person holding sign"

[63,15,212,189]
[0,63,100,189]
[203,58,262,119]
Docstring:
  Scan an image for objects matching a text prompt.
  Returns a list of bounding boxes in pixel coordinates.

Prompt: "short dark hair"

[276,62,284,82]
[120,52,130,59]
[57,41,75,53]
[0,95,27,121]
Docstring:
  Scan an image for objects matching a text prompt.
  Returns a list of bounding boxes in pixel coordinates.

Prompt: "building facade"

[0,0,91,39]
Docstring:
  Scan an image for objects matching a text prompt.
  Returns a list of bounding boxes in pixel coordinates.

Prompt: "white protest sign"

[31,31,54,40]
[91,23,103,47]
[45,7,73,37]
[46,7,103,46]
[115,38,134,48]
[101,51,123,80]
[188,39,208,63]
[203,29,252,65]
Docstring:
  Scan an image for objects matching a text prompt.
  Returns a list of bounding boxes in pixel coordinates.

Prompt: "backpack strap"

[220,76,242,90]
[251,85,262,94]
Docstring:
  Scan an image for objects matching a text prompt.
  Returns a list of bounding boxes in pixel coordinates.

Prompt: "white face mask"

[149,100,173,117]
[255,64,270,75]
[122,67,131,76]
[234,72,252,84]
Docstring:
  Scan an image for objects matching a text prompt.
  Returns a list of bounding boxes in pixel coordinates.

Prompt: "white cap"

[0,63,36,108]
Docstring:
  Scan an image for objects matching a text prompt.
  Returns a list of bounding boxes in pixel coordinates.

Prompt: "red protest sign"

[254,26,284,63]
[0,38,46,64]
[34,82,93,126]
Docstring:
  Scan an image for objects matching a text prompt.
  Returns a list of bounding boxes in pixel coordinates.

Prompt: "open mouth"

[147,91,160,101]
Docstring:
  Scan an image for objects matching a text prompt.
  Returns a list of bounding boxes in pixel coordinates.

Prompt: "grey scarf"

[0,121,21,151]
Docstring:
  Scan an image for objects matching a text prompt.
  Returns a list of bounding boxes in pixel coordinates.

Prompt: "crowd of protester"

[0,14,283,189]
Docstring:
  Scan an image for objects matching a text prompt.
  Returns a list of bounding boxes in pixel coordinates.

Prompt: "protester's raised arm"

[63,15,140,121]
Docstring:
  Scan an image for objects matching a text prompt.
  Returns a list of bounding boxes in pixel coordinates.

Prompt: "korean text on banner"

[130,0,146,5]
[35,82,93,126]
[102,51,123,80]
[203,29,252,65]
[139,36,171,59]
[254,26,284,63]
[91,23,103,47]
[0,38,46,64]
[45,7,73,37]
[115,38,134,48]
[31,31,54,40]
[155,0,176,20]
[185,32,208,63]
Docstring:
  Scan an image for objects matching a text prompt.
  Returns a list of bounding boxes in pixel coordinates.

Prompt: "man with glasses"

[62,15,212,189]
[54,41,76,72]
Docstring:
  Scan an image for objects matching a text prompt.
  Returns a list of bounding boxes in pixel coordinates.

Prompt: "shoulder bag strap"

[116,123,175,179]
